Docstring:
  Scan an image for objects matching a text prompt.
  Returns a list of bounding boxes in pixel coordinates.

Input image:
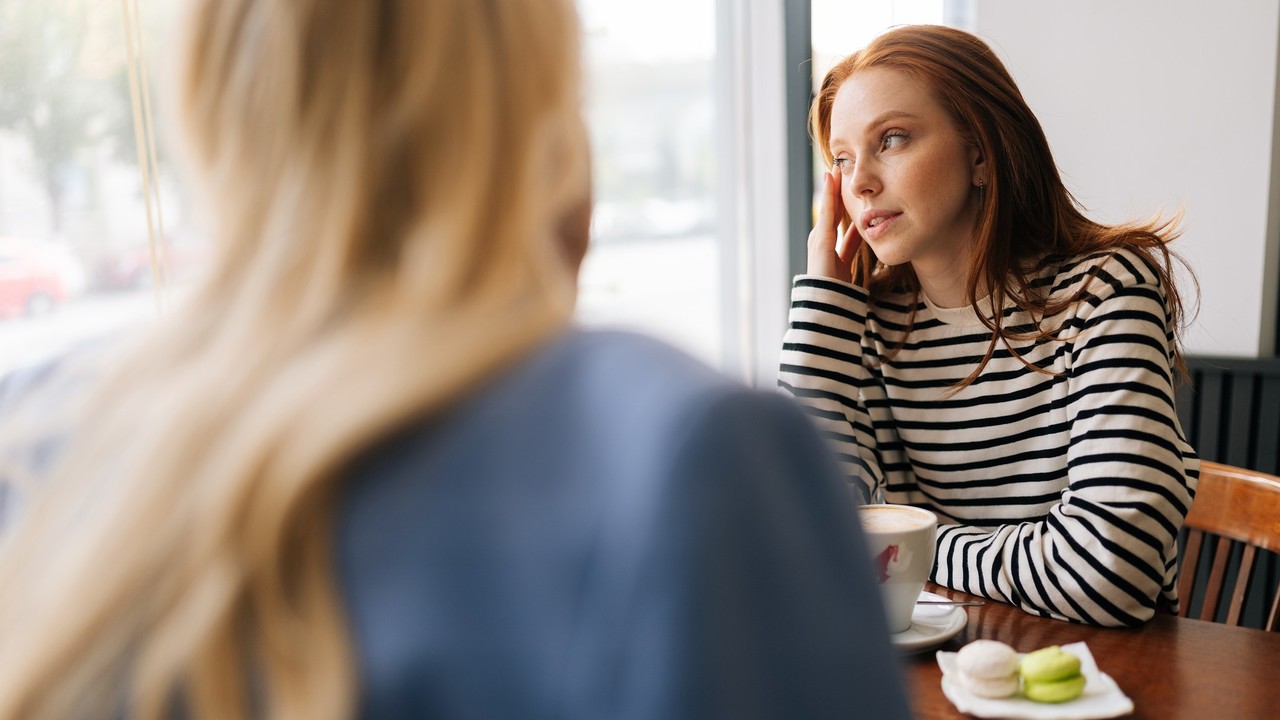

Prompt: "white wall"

[974,0,1280,357]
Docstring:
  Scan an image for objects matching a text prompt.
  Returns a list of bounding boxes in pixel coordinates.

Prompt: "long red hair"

[810,25,1195,384]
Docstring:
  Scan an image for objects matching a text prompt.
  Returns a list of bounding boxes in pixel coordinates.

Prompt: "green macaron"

[1024,674,1087,703]
[1020,646,1085,703]
[1020,645,1082,682]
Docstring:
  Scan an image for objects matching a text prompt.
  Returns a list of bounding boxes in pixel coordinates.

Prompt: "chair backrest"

[1177,460,1280,630]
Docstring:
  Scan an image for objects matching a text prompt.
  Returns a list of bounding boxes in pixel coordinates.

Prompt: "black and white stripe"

[779,249,1198,627]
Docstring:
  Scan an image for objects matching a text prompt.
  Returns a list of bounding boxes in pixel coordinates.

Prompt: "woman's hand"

[807,168,861,283]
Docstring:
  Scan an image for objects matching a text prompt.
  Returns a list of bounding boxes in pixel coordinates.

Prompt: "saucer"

[890,590,968,652]
[936,641,1134,719]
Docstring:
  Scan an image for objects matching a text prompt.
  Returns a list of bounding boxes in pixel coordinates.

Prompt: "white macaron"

[955,639,1020,698]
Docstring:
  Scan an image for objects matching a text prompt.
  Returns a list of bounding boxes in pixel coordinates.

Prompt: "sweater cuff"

[790,275,870,316]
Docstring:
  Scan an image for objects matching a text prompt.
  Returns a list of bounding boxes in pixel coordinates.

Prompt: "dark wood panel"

[1196,372,1226,460]
[1226,372,1255,466]
[1257,377,1280,472]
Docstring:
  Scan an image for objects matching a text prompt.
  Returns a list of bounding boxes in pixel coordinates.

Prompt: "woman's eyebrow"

[831,110,922,152]
[863,110,920,130]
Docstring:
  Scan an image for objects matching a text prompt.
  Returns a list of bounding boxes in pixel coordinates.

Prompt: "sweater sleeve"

[932,254,1198,626]
[777,276,886,504]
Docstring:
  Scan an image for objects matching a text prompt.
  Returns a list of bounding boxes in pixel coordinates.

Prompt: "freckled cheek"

[905,152,964,195]
[839,180,855,219]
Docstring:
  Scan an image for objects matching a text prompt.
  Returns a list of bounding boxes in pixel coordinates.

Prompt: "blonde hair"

[0,0,589,718]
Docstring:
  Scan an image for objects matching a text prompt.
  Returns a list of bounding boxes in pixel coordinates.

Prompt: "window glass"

[811,0,963,91]
[0,1,726,377]
[575,0,721,367]
[0,0,186,377]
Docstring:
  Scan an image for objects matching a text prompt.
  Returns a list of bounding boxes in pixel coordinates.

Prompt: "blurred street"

[1,237,721,379]
[0,289,157,376]
[578,235,720,367]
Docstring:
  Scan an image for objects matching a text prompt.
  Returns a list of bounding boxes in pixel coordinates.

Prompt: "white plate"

[936,641,1134,719]
[890,590,968,652]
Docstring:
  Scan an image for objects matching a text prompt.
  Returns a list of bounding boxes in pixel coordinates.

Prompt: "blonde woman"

[0,1,910,718]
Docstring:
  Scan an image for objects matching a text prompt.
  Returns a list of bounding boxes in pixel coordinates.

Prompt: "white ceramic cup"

[857,504,938,634]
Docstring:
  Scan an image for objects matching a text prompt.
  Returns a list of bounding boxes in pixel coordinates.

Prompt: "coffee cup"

[857,504,937,633]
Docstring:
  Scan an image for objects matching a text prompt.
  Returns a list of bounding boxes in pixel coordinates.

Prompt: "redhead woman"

[780,25,1199,628]
[0,1,911,718]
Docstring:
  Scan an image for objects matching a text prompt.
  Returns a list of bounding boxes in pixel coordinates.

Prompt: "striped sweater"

[779,248,1199,627]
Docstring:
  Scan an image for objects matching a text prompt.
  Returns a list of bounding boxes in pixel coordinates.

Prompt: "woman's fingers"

[808,172,838,250]
[836,221,862,264]
[807,169,853,282]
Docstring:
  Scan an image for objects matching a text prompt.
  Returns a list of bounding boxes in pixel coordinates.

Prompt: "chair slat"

[1199,538,1233,622]
[1226,544,1257,625]
[1178,530,1204,617]
[1267,582,1279,632]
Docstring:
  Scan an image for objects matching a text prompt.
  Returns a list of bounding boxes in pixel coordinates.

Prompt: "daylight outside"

[0,1,961,378]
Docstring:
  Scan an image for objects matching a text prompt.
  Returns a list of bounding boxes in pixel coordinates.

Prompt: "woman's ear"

[969,143,987,187]
[555,117,593,277]
[557,182,592,276]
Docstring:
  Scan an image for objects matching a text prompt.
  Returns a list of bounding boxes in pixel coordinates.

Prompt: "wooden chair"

[1177,460,1280,630]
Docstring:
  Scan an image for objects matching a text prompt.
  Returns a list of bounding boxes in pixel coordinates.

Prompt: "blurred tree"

[0,0,131,235]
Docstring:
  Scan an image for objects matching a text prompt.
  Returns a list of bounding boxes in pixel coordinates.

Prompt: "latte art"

[859,504,935,533]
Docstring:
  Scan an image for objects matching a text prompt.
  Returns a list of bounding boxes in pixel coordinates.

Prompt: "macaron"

[1020,645,1085,703]
[955,640,1020,698]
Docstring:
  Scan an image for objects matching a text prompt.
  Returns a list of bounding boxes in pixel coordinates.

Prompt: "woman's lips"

[862,212,902,241]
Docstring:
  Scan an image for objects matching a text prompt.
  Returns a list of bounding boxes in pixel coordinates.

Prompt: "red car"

[0,240,69,319]
[92,236,210,291]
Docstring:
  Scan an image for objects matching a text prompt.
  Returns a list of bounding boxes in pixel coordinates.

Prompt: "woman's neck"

[910,235,981,309]
[917,273,969,308]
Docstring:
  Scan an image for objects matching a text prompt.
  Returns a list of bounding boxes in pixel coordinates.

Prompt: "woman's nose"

[849,160,880,197]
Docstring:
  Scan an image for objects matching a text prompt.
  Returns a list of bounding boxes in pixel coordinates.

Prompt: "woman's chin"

[866,243,910,268]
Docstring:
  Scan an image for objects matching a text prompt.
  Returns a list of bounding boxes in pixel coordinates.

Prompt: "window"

[2,0,736,379]
[0,1,809,383]
[577,0,976,382]
[574,0,722,368]
[811,0,968,79]
[0,0,184,377]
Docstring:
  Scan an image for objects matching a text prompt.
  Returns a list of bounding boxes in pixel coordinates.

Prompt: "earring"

[977,179,985,190]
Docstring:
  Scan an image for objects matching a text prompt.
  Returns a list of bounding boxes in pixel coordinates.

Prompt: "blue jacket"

[337,330,910,719]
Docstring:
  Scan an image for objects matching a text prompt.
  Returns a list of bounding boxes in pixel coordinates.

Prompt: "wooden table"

[906,584,1280,719]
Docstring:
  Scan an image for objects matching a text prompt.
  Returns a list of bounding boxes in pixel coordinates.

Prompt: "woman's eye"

[833,157,853,174]
[881,132,907,151]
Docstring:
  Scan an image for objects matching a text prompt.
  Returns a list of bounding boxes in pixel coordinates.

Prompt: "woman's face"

[828,67,983,281]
